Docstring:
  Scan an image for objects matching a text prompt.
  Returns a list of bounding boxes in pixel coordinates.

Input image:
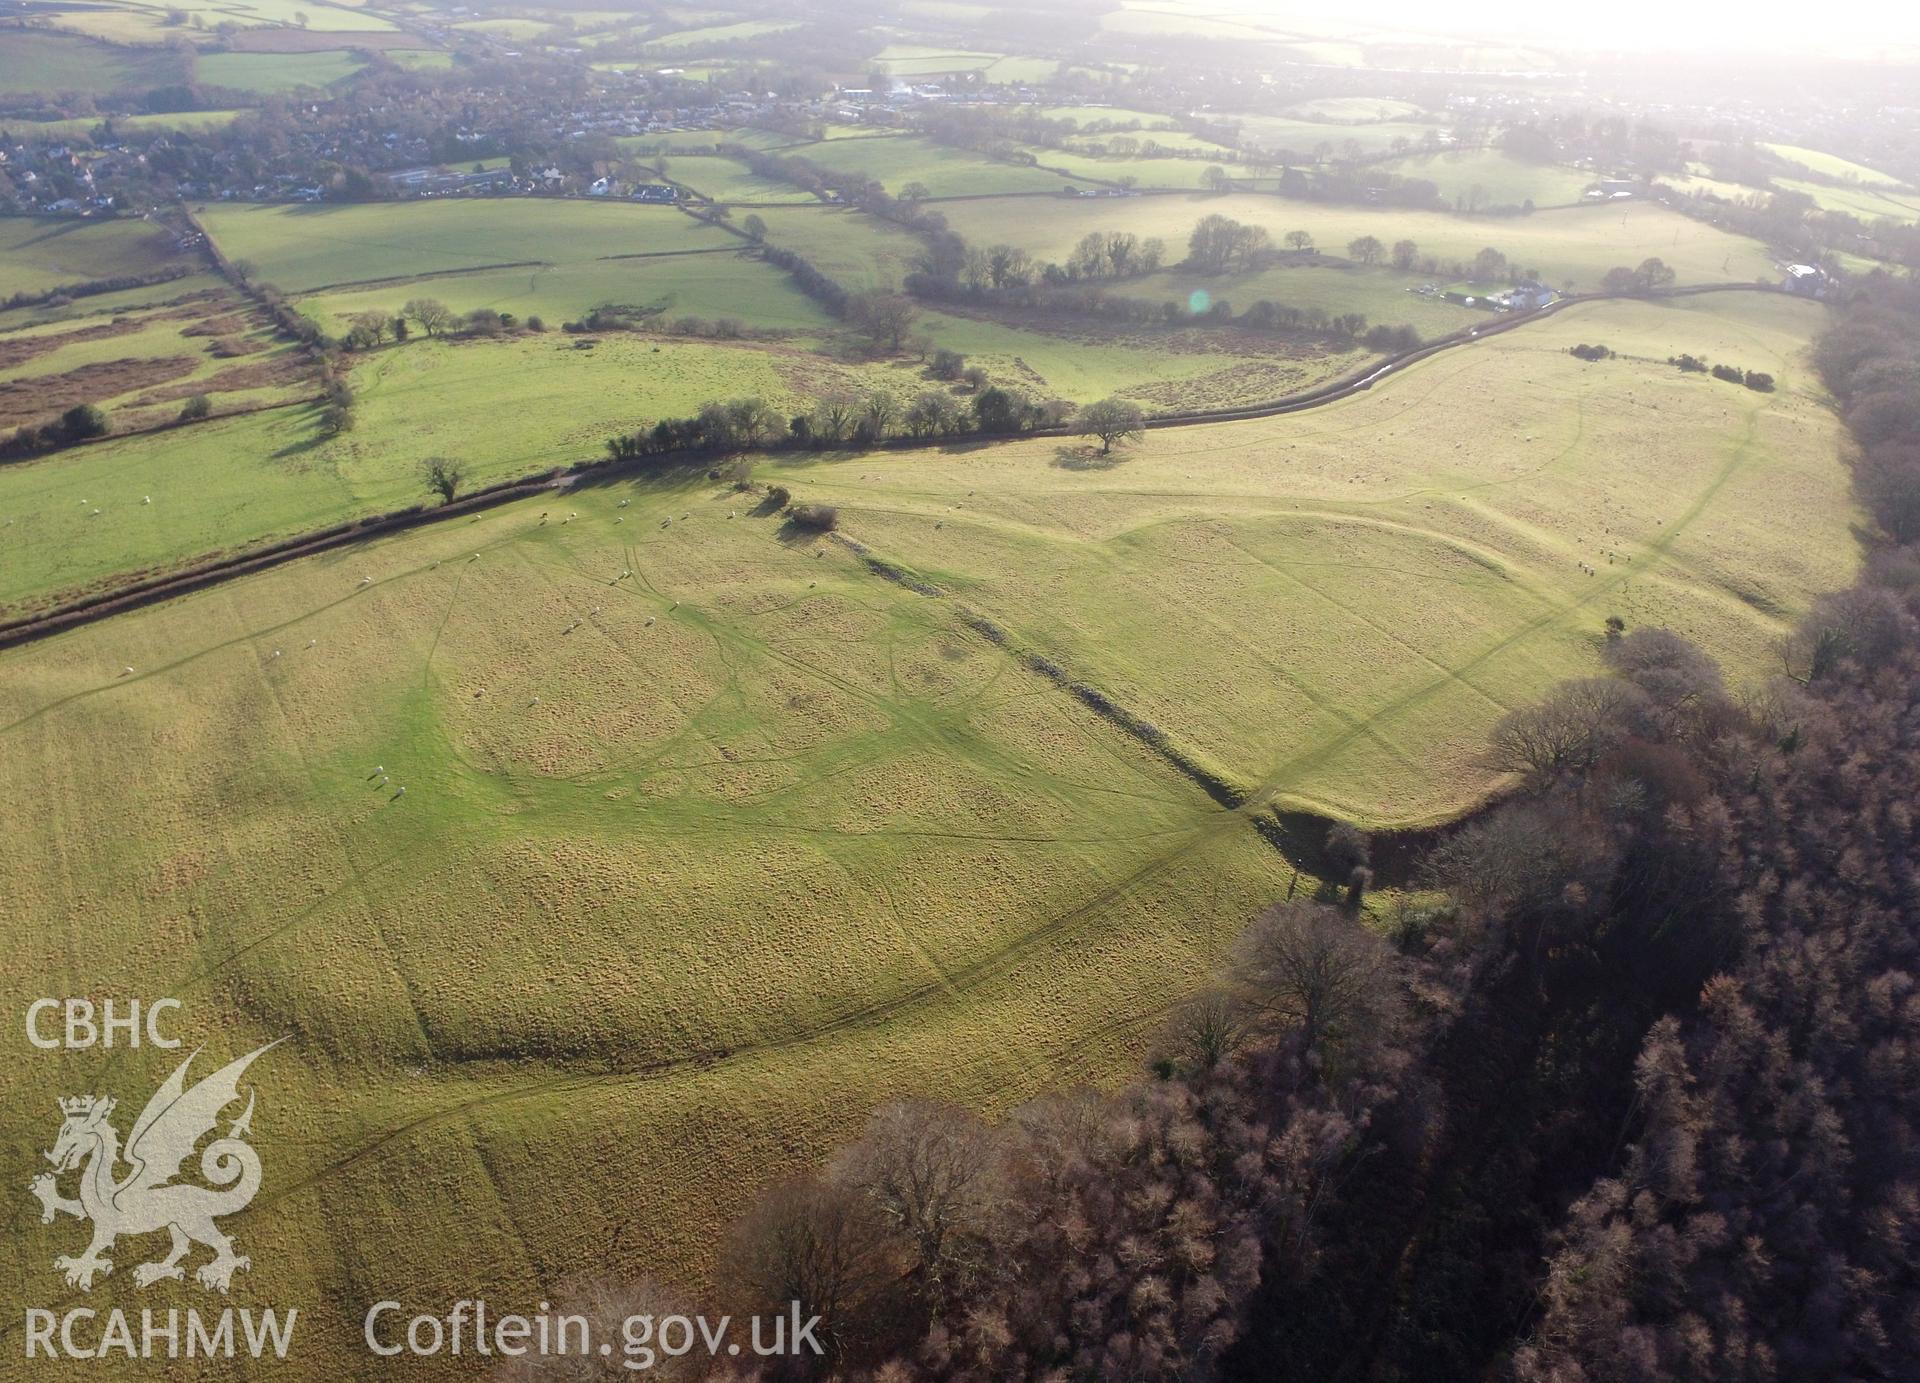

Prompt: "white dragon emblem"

[27,1040,282,1294]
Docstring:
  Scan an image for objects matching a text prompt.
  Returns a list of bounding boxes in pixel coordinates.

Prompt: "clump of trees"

[1187,213,1272,272]
[1,402,109,460]
[786,502,838,531]
[1569,343,1614,361]
[1601,256,1677,293]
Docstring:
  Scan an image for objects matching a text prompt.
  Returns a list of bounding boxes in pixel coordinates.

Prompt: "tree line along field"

[936,193,1780,289]
[0,292,1850,1351]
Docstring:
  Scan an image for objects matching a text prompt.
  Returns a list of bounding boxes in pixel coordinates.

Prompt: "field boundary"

[0,283,1787,651]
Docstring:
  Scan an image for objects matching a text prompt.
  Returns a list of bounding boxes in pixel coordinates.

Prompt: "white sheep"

[308,638,317,648]
[394,786,406,798]
[645,616,655,627]
[121,666,134,676]
[143,496,151,505]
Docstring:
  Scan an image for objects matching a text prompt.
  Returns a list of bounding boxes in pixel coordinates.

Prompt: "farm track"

[0,283,1784,652]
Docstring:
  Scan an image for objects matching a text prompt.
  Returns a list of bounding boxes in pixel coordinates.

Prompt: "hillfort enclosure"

[2,2,1917,1378]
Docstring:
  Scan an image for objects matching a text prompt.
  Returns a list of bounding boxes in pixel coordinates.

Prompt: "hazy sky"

[1195,0,1920,60]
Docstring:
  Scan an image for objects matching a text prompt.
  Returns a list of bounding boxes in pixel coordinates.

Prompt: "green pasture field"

[1375,148,1594,208]
[1034,104,1181,129]
[0,302,1372,613]
[781,134,1073,197]
[5,109,245,141]
[451,16,554,39]
[982,56,1059,83]
[0,466,1295,1342]
[0,216,195,301]
[645,18,802,48]
[0,31,184,96]
[1772,176,1920,225]
[638,153,821,204]
[293,249,836,333]
[0,273,229,331]
[0,294,1849,1330]
[195,50,369,93]
[935,195,1778,289]
[1284,96,1425,122]
[916,309,1369,411]
[731,205,927,290]
[1026,147,1224,190]
[1106,263,1480,337]
[778,291,1852,823]
[616,128,804,157]
[872,44,1002,75]
[1761,142,1906,188]
[1223,114,1445,157]
[198,200,733,294]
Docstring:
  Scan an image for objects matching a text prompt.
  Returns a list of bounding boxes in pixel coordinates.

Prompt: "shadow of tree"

[1051,443,1125,470]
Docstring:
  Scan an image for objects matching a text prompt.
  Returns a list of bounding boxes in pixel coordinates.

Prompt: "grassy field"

[195,50,370,94]
[293,246,834,333]
[730,205,927,290]
[199,200,734,293]
[1772,176,1920,225]
[1107,263,1480,337]
[0,216,195,300]
[1375,149,1595,208]
[0,293,1850,1340]
[0,30,184,95]
[6,108,246,141]
[0,466,1293,1354]
[640,154,822,204]
[1035,104,1180,129]
[782,134,1074,197]
[1285,96,1425,122]
[937,195,1778,289]
[1223,113,1445,158]
[645,18,802,49]
[773,291,1852,821]
[1762,142,1906,188]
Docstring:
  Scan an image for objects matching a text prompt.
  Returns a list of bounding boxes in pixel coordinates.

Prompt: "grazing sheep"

[645,617,655,627]
[360,576,372,586]
[121,666,134,677]
[308,639,317,647]
[394,786,406,798]
[615,517,624,524]
[590,606,601,615]
[530,696,540,706]
[143,496,152,505]
[618,499,630,508]
[272,649,282,659]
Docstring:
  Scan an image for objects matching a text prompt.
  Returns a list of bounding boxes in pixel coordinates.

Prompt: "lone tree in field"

[1391,238,1419,270]
[421,456,466,504]
[1080,397,1146,455]
[741,213,767,242]
[1284,229,1314,251]
[848,292,919,354]
[405,296,455,338]
[1346,234,1385,265]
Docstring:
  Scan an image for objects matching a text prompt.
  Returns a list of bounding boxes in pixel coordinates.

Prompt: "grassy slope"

[0,31,184,95]
[194,50,370,94]
[1373,149,1595,207]
[0,470,1292,1356]
[0,216,193,300]
[781,135,1073,197]
[0,291,1849,1371]
[936,195,1777,289]
[778,292,1853,822]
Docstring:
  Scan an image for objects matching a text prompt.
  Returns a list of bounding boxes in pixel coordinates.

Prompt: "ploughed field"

[0,291,1852,1350]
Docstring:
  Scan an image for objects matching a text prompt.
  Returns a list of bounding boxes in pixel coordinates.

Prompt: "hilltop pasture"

[0,291,1852,1326]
